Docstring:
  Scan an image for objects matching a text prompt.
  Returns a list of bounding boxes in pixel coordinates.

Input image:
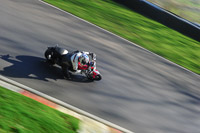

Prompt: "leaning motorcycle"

[44,45,102,81]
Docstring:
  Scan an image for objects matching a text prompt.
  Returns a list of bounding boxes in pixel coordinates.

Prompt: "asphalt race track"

[1,0,200,132]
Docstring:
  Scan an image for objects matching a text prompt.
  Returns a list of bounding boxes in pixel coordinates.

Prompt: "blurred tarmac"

[1,0,200,132]
[0,75,132,133]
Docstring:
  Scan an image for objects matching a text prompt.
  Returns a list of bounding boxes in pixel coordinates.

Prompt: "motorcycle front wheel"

[94,74,102,81]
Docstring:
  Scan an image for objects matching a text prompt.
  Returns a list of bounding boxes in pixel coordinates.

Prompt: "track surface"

[1,0,200,132]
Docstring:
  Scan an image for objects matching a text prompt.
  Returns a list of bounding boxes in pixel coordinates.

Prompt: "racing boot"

[62,65,71,80]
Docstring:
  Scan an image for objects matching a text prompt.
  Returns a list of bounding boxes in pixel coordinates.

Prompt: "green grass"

[0,86,79,133]
[43,0,200,74]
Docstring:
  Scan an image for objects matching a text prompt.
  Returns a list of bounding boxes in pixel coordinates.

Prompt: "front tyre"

[94,74,102,81]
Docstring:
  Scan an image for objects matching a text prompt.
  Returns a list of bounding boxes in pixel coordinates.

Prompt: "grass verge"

[0,86,79,133]
[43,0,200,74]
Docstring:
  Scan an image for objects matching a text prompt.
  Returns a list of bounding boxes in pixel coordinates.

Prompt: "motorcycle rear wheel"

[45,49,55,65]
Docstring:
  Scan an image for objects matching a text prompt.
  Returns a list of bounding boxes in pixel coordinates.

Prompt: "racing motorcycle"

[44,45,102,81]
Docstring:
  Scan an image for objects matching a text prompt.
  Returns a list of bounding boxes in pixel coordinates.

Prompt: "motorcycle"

[44,45,102,81]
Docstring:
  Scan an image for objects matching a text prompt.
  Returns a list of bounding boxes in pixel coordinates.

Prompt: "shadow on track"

[0,54,92,83]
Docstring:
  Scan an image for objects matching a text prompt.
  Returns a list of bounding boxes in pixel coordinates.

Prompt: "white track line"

[38,0,200,79]
[37,0,200,132]
[0,75,133,133]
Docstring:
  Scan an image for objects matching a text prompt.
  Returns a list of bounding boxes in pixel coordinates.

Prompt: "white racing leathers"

[70,51,89,71]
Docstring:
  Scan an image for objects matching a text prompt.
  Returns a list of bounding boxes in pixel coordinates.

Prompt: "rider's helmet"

[79,53,89,65]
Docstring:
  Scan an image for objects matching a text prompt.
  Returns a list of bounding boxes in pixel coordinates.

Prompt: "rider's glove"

[89,52,96,60]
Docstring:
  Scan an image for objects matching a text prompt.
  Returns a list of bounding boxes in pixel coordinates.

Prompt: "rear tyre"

[44,49,55,65]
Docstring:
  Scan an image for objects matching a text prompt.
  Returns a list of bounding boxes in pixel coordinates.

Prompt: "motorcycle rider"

[62,51,95,79]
